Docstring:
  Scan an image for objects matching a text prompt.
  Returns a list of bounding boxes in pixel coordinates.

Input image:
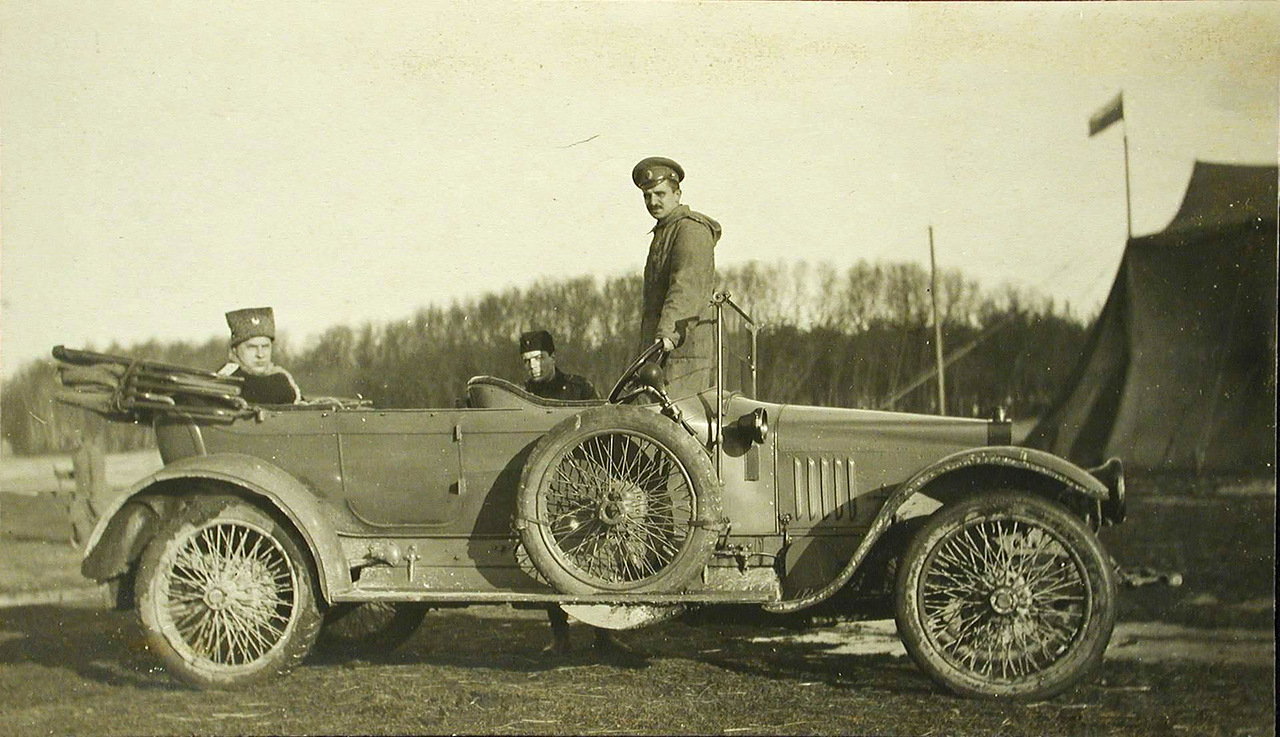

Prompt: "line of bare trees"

[1,260,1089,456]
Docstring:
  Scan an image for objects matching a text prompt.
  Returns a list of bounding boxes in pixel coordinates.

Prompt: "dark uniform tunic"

[524,369,598,401]
[229,365,301,405]
[640,203,721,398]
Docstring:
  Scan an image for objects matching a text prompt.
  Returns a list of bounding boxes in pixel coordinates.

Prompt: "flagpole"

[1089,91,1130,239]
[1121,107,1133,239]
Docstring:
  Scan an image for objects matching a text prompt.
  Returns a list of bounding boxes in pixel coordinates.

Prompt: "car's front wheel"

[134,496,322,689]
[894,491,1116,700]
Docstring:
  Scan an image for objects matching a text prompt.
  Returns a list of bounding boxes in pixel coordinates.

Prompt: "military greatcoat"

[640,203,722,397]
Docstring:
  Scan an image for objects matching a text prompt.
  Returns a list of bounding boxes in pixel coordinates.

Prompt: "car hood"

[763,401,993,453]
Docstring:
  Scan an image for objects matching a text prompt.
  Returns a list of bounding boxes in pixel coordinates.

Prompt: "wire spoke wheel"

[518,405,721,595]
[136,497,321,689]
[895,491,1116,700]
[920,518,1087,681]
[543,430,695,587]
[161,521,297,666]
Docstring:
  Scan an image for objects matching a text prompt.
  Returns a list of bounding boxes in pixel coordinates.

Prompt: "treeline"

[1,260,1090,456]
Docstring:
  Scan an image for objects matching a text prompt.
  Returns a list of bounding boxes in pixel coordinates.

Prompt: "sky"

[2,1,1277,378]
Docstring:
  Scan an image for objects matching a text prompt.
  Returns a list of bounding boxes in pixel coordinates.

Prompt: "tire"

[317,602,430,656]
[134,496,323,689]
[894,491,1117,701]
[517,405,722,595]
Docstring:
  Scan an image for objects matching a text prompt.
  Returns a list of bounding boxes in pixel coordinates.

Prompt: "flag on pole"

[1089,93,1124,136]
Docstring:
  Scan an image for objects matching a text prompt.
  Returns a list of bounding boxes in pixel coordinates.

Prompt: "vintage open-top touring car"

[56,293,1126,700]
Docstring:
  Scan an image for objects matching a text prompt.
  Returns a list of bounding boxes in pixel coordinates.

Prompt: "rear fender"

[81,453,349,602]
[764,446,1122,614]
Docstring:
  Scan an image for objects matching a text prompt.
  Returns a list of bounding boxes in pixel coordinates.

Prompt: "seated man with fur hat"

[218,306,302,405]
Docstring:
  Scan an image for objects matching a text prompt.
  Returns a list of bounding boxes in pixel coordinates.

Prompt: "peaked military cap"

[632,157,684,189]
[226,307,276,346]
[520,329,555,354]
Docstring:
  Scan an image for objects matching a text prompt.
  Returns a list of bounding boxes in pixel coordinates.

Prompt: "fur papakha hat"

[225,306,276,346]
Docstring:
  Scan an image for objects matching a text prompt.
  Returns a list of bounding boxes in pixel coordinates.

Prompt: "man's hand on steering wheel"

[607,340,668,404]
[658,336,675,352]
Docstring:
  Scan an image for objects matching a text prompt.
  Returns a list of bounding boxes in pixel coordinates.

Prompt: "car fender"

[82,453,349,602]
[764,446,1118,614]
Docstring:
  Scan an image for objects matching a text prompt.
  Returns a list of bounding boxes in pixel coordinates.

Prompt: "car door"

[336,409,465,527]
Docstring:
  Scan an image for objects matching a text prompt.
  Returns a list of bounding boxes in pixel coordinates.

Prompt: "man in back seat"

[520,330,596,402]
[217,306,302,405]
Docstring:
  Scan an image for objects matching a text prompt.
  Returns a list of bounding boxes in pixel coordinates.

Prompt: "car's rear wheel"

[894,491,1116,700]
[135,496,322,689]
[317,602,430,656]
[517,405,722,595]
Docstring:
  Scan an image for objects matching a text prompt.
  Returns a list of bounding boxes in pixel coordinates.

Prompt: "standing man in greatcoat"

[633,157,722,398]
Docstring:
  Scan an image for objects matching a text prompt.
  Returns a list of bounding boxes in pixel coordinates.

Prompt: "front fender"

[892,445,1113,505]
[81,453,350,602]
[763,446,1124,614]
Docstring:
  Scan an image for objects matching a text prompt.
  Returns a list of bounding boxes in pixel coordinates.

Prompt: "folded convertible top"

[52,345,255,423]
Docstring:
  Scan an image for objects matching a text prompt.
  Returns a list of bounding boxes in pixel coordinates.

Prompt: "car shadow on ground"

[0,602,921,691]
[7,601,1136,701]
[310,609,656,673]
[0,601,945,697]
[655,607,938,696]
[376,607,940,697]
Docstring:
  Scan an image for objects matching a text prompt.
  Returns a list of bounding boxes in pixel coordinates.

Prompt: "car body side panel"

[455,408,559,536]
[716,396,782,535]
[195,411,343,500]
[333,407,577,535]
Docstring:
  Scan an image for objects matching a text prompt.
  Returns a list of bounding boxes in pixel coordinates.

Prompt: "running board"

[331,590,781,605]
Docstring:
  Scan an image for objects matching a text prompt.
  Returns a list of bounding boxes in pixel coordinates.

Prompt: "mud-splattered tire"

[895,491,1116,700]
[134,496,322,689]
[317,602,430,656]
[517,405,722,595]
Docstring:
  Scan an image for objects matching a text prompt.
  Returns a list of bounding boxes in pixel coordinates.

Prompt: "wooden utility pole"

[1122,116,1133,238]
[928,226,946,415]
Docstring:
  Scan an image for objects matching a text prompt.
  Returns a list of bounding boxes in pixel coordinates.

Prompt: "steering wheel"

[607,341,665,404]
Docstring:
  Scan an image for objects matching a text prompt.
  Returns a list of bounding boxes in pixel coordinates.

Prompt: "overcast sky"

[2,1,1276,378]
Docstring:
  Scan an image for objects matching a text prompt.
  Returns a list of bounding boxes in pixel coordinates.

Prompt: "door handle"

[452,423,466,495]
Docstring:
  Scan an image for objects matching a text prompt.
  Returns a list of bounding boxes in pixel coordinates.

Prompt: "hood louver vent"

[791,455,857,523]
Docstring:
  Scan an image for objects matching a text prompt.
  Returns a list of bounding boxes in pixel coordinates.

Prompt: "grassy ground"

[0,604,1274,737]
[1100,475,1275,630]
[0,492,94,594]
